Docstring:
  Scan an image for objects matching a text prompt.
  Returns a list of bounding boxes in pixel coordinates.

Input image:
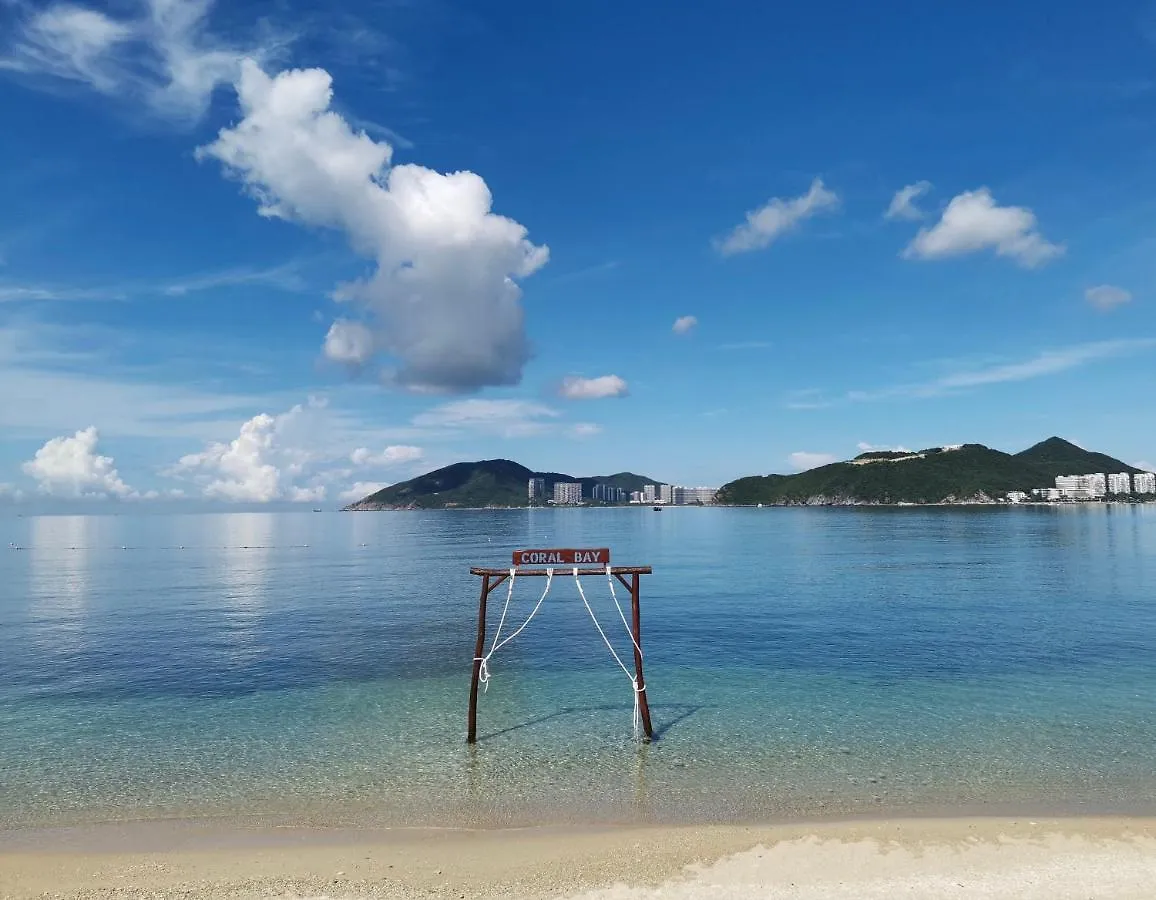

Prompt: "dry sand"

[2,817,1155,899]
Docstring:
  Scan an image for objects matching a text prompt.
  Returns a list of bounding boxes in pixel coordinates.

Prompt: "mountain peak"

[1014,437,1138,475]
[1028,436,1084,452]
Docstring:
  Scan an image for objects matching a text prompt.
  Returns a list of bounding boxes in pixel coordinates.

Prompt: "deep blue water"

[1,506,1155,828]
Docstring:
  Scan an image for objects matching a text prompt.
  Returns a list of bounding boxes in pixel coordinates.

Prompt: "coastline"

[4,815,1156,899]
[341,500,1156,510]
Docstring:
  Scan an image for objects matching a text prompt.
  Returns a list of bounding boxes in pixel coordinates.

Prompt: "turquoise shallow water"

[1,506,1155,828]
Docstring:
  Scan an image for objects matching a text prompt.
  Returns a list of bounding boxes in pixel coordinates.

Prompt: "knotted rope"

[475,567,554,692]
[575,565,645,739]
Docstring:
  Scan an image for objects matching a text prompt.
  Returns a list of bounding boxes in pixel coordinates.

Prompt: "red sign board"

[512,548,610,567]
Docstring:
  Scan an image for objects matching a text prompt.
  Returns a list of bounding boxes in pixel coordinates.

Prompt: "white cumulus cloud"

[903,188,1063,267]
[715,178,838,256]
[22,426,134,498]
[885,181,931,221]
[1085,285,1132,311]
[167,401,330,502]
[349,445,423,467]
[558,375,628,400]
[788,451,838,471]
[672,315,698,335]
[198,62,548,392]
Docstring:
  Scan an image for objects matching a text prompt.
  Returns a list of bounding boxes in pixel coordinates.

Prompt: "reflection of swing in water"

[468,548,654,743]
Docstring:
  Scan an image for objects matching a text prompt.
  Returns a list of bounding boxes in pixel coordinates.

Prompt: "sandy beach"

[3,816,1156,899]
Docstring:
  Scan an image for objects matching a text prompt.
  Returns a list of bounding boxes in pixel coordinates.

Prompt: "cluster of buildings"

[1010,471,1156,502]
[630,484,718,505]
[528,478,717,506]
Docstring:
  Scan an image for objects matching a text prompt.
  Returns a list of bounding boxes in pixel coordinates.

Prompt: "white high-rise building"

[674,486,718,505]
[1135,473,1156,495]
[528,477,545,501]
[658,484,674,504]
[1108,473,1132,495]
[591,483,625,503]
[552,482,582,505]
[1055,474,1107,499]
[642,484,657,503]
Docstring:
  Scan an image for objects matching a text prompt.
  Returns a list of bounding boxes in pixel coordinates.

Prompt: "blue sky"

[1,0,1155,506]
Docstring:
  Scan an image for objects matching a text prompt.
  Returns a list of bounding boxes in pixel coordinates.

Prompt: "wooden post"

[630,572,654,741]
[467,574,491,744]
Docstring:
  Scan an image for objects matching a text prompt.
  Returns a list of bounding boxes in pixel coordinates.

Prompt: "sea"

[2,505,1155,830]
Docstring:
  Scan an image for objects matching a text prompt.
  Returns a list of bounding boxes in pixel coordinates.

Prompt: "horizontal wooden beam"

[470,566,652,577]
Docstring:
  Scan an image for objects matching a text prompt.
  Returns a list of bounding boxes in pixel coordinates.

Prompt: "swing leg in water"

[467,550,654,744]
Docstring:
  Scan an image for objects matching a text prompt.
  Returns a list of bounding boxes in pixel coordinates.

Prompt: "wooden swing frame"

[467,553,654,744]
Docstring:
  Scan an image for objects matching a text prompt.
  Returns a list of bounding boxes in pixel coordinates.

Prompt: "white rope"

[575,567,644,739]
[475,568,554,692]
[606,564,643,661]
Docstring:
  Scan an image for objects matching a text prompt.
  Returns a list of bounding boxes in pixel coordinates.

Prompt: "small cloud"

[1085,285,1132,311]
[903,188,1063,268]
[411,399,560,437]
[558,375,628,400]
[323,320,375,366]
[551,260,619,283]
[1135,460,1154,472]
[857,441,913,453]
[338,481,391,503]
[846,339,1156,402]
[0,0,269,124]
[716,340,773,351]
[672,315,698,335]
[0,282,124,303]
[349,445,423,467]
[784,388,832,410]
[0,483,27,502]
[569,422,602,438]
[884,181,932,221]
[788,451,838,471]
[160,263,305,296]
[715,178,838,256]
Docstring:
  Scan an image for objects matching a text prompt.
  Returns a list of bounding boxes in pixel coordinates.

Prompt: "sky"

[1,0,1155,508]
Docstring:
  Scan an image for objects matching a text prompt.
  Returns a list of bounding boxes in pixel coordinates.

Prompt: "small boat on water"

[312,508,323,512]
[652,505,663,511]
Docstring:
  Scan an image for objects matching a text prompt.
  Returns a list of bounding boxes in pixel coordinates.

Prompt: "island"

[342,460,661,510]
[717,437,1148,506]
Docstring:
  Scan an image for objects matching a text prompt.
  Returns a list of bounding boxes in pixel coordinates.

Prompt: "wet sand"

[3,816,1156,899]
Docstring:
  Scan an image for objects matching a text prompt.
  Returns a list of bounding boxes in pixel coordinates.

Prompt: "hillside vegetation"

[717,438,1139,506]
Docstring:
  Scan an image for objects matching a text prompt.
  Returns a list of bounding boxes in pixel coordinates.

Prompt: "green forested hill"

[344,460,658,509]
[717,438,1139,505]
[344,438,1139,509]
[1012,436,1141,478]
